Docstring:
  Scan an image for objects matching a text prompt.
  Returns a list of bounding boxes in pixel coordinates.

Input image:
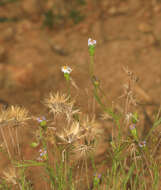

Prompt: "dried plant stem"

[124,94,130,117]
[124,96,130,133]
[62,149,67,181]
[45,182,48,190]
[85,88,90,112]
[8,126,16,150]
[0,127,11,159]
[152,137,161,157]
[75,160,82,187]
[92,97,96,115]
[156,104,161,120]
[78,159,85,187]
[15,127,20,158]
[112,126,114,143]
[18,183,22,190]
[143,154,154,181]
[85,157,90,189]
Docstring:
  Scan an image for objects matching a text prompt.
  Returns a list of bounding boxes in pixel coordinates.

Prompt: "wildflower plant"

[93,173,102,188]
[131,111,139,124]
[61,65,72,99]
[37,116,48,131]
[87,38,122,145]
[138,140,146,148]
[37,148,47,161]
[1,38,161,190]
[128,111,140,143]
[129,124,139,142]
[88,38,96,78]
[31,116,53,149]
[88,38,96,56]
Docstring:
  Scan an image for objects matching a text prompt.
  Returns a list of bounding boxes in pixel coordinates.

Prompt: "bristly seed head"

[55,121,80,144]
[2,166,20,185]
[0,105,31,126]
[43,91,80,123]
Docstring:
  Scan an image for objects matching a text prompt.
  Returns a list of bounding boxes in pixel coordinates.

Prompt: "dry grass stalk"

[117,66,138,136]
[0,105,31,159]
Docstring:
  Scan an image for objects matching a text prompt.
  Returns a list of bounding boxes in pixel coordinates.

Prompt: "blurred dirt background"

[0,0,161,189]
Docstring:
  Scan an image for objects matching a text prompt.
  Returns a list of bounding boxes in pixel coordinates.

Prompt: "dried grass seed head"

[81,114,103,138]
[100,112,113,121]
[2,166,20,185]
[73,137,96,159]
[81,114,96,130]
[0,105,30,125]
[69,114,103,158]
[56,121,80,144]
[43,91,80,122]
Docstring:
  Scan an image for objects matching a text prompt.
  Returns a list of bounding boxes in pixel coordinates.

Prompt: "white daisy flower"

[88,38,96,46]
[61,66,72,74]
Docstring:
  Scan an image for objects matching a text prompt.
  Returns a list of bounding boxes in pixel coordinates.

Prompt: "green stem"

[90,56,94,78]
[39,128,49,161]
[145,117,161,141]
[93,86,122,143]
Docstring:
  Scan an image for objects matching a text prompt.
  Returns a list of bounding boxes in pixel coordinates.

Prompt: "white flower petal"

[88,38,96,46]
[61,66,72,74]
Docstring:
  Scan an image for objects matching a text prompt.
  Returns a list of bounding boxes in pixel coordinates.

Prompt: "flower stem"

[90,55,94,79]
[67,78,71,101]
[93,86,122,144]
